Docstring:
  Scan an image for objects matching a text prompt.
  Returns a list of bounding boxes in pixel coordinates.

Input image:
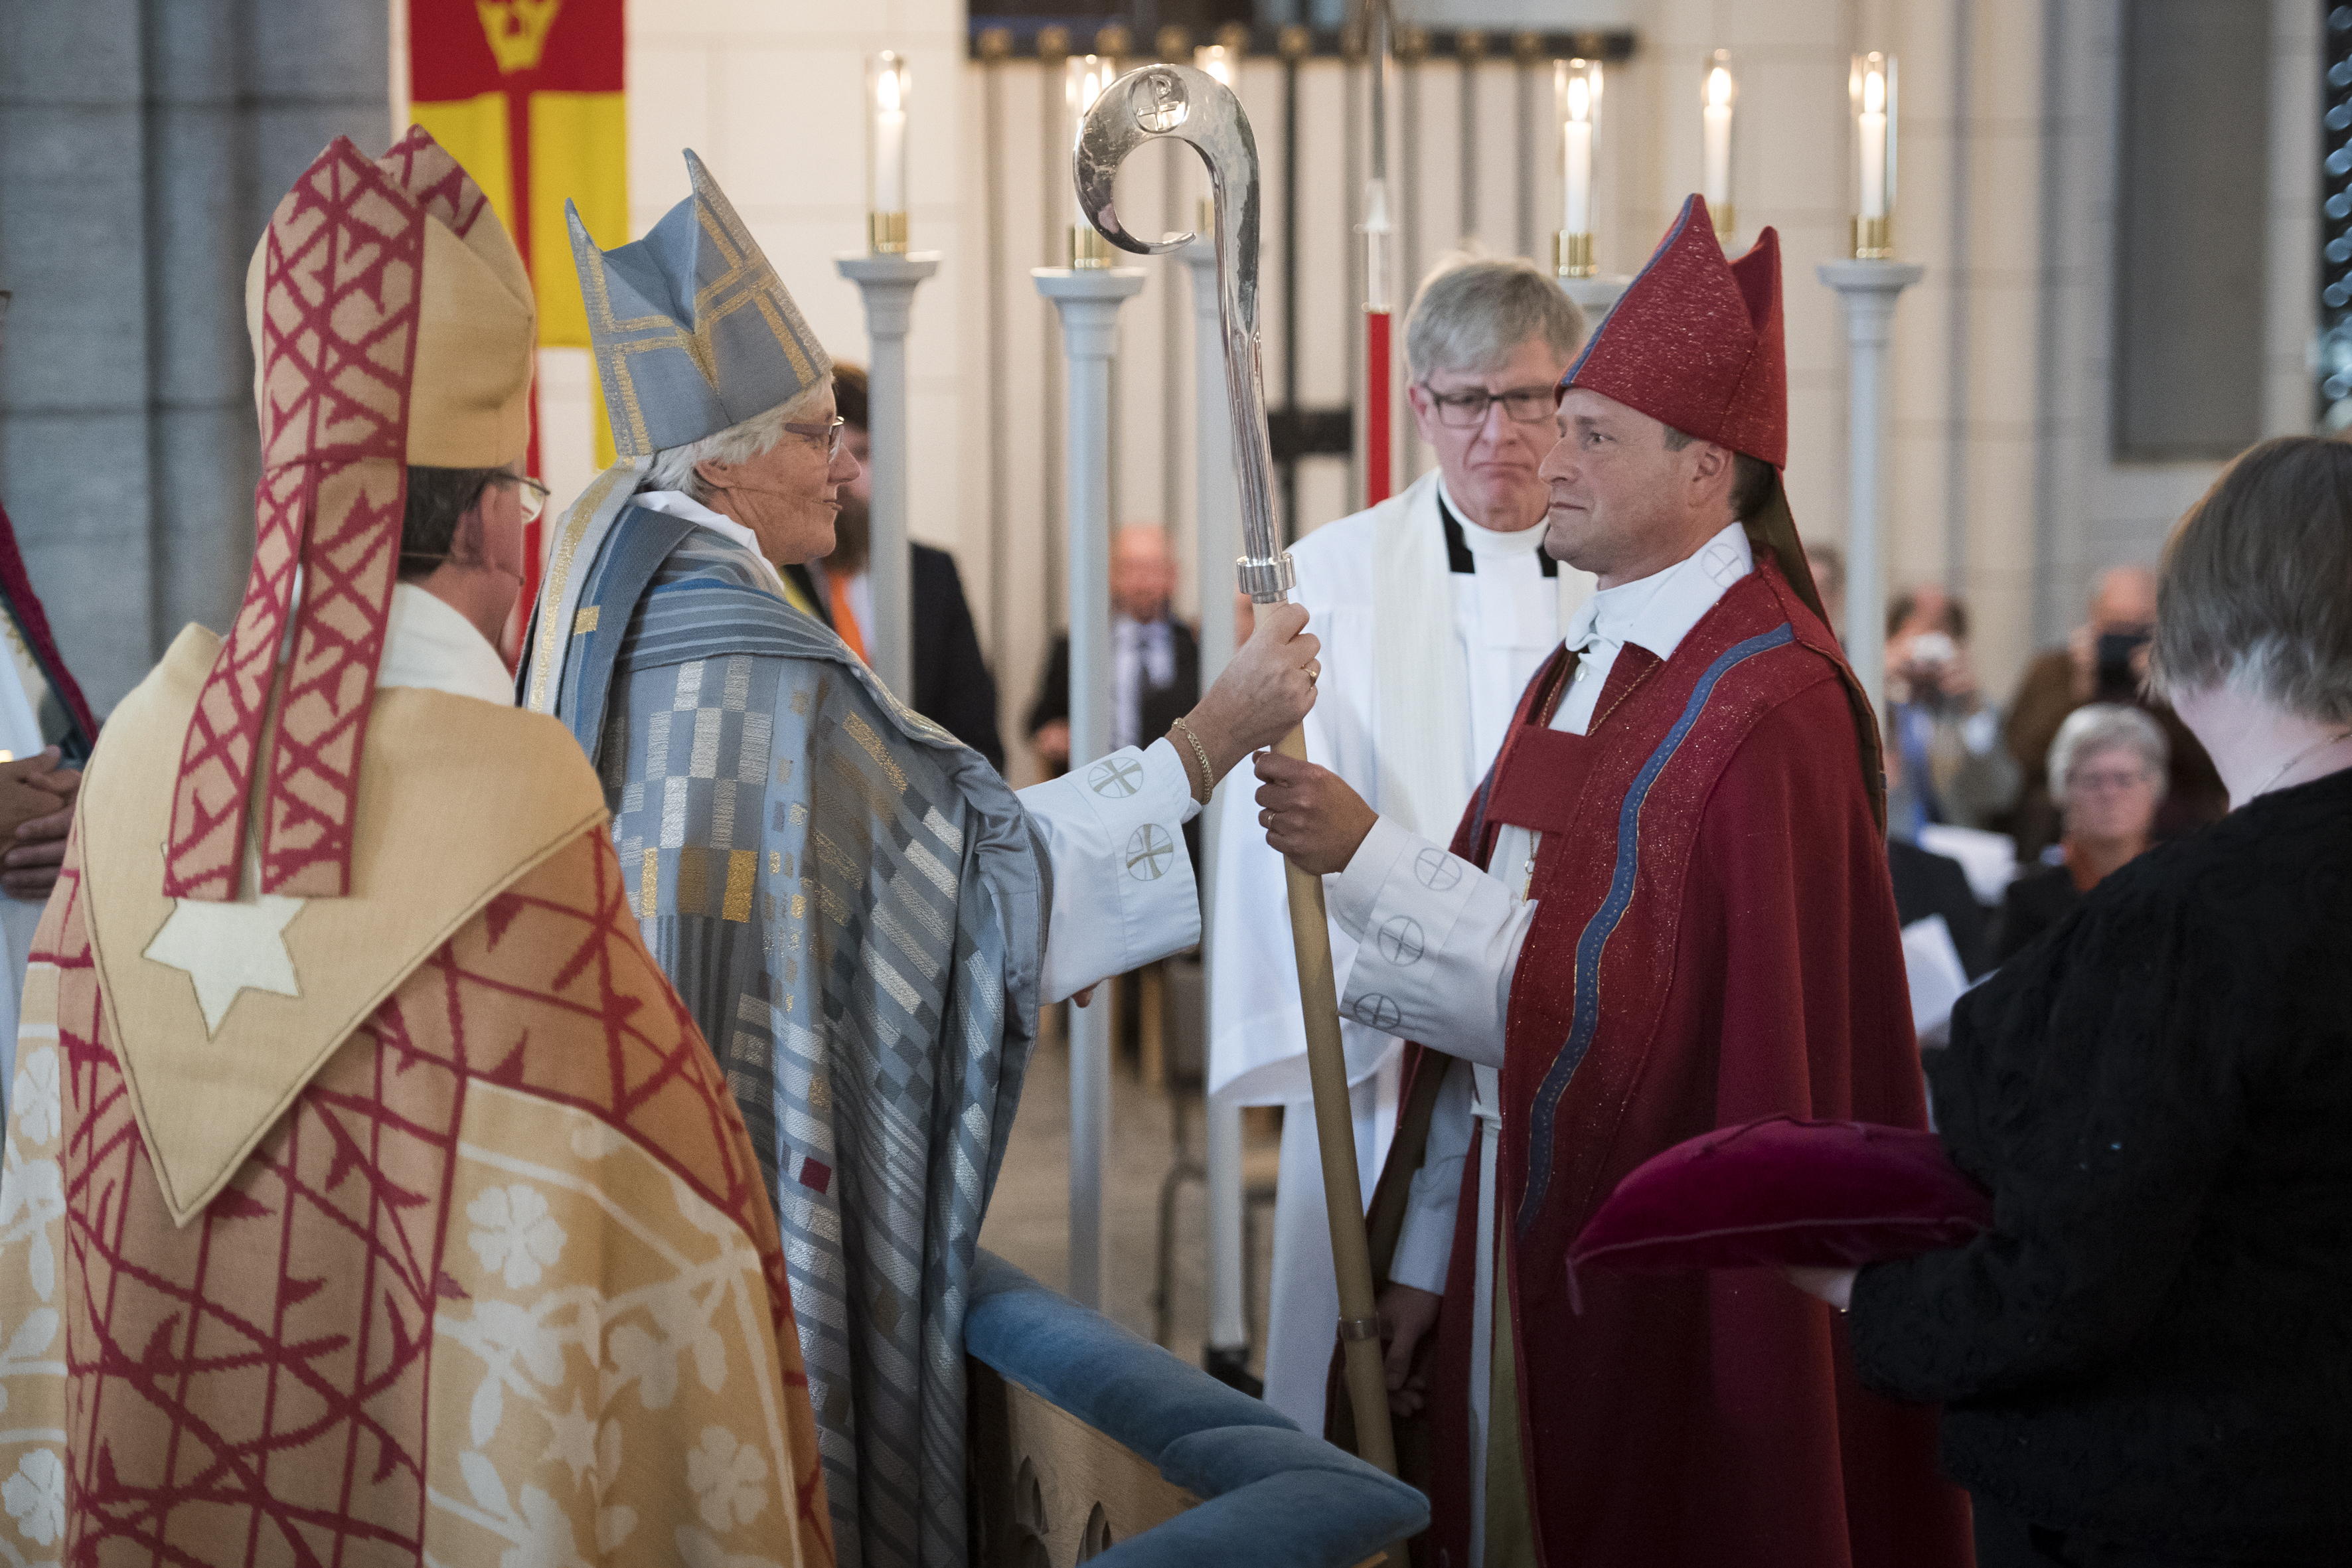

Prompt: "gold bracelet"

[1170,716,1215,806]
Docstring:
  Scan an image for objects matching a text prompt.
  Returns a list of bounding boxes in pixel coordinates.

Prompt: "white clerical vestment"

[637,489,1204,999]
[1328,520,1752,1566]
[1208,467,1593,1429]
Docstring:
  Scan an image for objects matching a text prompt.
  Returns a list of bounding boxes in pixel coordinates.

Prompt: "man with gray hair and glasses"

[1206,254,1587,1430]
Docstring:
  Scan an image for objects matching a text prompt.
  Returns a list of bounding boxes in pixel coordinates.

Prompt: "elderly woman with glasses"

[1989,702,2168,962]
[1788,435,2352,1566]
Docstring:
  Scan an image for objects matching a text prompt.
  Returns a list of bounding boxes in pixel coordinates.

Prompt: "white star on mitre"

[143,852,305,1036]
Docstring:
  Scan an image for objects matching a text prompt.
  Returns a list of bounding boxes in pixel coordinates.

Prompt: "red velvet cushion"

[1569,1115,1992,1279]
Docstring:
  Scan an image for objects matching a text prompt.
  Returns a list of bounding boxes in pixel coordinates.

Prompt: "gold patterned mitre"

[243,127,536,467]
[569,149,831,459]
[167,127,535,903]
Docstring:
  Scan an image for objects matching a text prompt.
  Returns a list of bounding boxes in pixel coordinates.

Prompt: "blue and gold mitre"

[568,149,830,460]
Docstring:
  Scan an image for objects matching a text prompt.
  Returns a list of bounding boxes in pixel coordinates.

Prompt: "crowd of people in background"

[1849,560,2234,996]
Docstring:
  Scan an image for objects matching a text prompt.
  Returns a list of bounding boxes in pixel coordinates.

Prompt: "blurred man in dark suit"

[1025,523,1200,778]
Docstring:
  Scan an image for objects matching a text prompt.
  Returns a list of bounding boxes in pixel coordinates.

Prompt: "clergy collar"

[376,583,516,707]
[1438,479,1556,577]
[1565,520,1753,665]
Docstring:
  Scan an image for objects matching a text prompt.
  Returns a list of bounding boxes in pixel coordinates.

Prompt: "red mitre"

[1563,194,1786,468]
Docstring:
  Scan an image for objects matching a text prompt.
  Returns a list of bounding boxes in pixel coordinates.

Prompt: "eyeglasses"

[2067,766,2156,794]
[785,416,848,461]
[490,473,553,524]
[1419,382,1558,428]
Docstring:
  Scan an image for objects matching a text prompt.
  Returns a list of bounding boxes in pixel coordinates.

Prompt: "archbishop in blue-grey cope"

[520,151,1209,1568]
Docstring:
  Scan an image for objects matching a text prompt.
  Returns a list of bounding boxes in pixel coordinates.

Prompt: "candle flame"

[1196,44,1232,89]
[1567,75,1591,122]
[1707,66,1733,108]
[1863,67,1886,114]
[878,63,903,113]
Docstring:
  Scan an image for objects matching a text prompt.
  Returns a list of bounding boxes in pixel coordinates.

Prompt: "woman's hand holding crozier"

[1171,601,1320,791]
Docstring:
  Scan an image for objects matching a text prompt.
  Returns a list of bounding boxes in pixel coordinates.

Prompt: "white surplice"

[1328,520,1752,1565]
[1207,468,1593,1430]
[637,491,1203,1002]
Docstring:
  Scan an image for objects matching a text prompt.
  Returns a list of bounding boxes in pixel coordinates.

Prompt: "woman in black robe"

[1788,435,2352,1567]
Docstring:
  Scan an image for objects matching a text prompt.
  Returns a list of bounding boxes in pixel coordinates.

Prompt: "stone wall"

[0,0,389,712]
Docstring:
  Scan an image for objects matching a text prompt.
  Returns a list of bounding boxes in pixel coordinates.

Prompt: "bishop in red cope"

[1253,194,1972,1566]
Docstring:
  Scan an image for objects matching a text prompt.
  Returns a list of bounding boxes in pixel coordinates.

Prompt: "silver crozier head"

[1076,62,1293,603]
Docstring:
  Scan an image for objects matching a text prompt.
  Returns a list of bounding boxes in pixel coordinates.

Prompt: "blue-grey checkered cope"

[552,517,1046,1568]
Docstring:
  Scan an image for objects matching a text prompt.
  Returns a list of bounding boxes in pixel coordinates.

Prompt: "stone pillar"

[0,0,387,712]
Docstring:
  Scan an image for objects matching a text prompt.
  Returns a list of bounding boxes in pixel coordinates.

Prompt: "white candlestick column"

[1184,236,1248,1358]
[834,253,941,700]
[1034,264,1148,1311]
[1817,260,1923,714]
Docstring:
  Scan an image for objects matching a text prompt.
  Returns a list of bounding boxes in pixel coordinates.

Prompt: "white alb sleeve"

[1020,738,1202,1004]
[1326,816,1533,1068]
[1387,1058,1474,1293]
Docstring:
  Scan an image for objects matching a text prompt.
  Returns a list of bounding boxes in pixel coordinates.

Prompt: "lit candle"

[870,54,907,216]
[1701,53,1735,215]
[1066,53,1112,263]
[1564,119,1591,233]
[1068,53,1108,228]
[1855,53,1893,222]
[1556,58,1599,234]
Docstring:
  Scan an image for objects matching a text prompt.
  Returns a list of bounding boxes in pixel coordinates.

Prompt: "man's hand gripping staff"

[1075,63,1400,1484]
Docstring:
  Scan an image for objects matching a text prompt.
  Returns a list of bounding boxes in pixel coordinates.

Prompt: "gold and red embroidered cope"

[1562,192,1788,469]
[33,829,833,1565]
[163,127,534,902]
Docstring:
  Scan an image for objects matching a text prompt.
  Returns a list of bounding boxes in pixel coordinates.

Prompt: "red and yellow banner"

[408,0,626,349]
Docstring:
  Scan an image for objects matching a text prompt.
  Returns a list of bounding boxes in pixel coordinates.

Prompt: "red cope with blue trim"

[1354,556,1972,1568]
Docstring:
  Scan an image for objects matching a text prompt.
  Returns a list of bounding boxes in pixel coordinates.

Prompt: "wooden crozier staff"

[1077,64,1401,1478]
